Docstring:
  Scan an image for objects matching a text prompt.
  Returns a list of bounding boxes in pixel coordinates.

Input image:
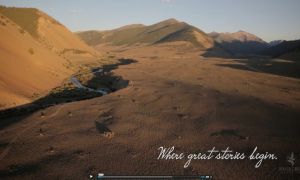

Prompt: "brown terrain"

[0,6,300,180]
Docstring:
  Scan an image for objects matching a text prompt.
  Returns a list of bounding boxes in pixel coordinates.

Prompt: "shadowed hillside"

[259,39,300,61]
[208,31,268,55]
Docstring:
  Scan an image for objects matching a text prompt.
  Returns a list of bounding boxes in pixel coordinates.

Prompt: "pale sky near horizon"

[0,0,299,42]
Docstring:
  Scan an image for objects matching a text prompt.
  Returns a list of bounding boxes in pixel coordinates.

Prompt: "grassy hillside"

[0,6,39,37]
[0,6,98,59]
[0,12,72,109]
[77,18,214,49]
[76,30,105,46]
[156,25,214,49]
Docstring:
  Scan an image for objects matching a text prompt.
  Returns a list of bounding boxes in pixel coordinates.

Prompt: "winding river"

[70,68,108,95]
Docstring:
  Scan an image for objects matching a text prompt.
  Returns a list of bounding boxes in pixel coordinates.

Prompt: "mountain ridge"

[76,18,215,49]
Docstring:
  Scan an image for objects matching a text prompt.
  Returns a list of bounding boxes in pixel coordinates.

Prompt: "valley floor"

[0,43,300,179]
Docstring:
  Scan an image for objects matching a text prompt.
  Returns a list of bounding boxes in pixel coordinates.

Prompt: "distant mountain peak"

[233,30,254,36]
[159,18,180,24]
[231,30,265,43]
[209,30,265,43]
[237,30,246,33]
[268,40,284,46]
[115,24,145,31]
[208,30,268,55]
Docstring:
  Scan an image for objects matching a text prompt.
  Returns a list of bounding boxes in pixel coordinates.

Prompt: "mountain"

[77,18,215,49]
[0,6,98,61]
[268,40,284,47]
[259,39,300,61]
[0,12,72,109]
[208,30,268,55]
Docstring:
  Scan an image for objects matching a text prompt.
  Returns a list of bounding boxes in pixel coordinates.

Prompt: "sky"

[0,0,299,42]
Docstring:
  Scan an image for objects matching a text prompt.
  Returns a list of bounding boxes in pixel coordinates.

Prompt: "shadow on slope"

[259,39,300,58]
[218,40,267,55]
[0,59,137,129]
[201,41,300,78]
[215,58,300,79]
